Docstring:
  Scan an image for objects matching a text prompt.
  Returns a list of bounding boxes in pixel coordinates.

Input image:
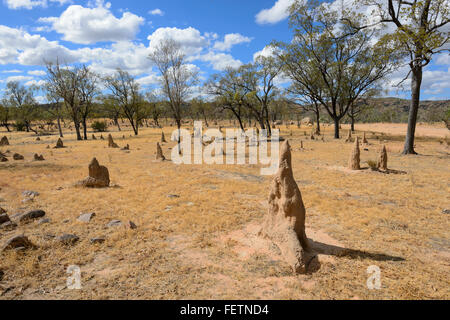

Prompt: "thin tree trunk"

[315,109,321,135]
[57,115,63,138]
[82,118,88,140]
[403,68,422,155]
[333,117,340,139]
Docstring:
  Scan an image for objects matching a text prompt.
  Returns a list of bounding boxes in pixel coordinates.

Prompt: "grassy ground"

[0,121,449,300]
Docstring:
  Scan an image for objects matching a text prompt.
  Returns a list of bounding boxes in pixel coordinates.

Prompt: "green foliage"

[14,121,27,132]
[91,120,108,132]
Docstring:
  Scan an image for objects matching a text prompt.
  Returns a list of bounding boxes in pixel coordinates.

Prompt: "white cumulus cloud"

[255,0,295,25]
[213,33,252,51]
[38,1,144,44]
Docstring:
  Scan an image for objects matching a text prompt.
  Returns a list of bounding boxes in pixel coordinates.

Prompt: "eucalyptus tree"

[274,1,398,138]
[103,69,146,136]
[343,0,449,154]
[149,39,198,147]
[45,62,91,140]
[205,67,248,131]
[3,81,39,133]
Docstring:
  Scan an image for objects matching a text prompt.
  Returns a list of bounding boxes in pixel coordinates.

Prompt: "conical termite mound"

[377,145,388,171]
[260,140,318,274]
[348,137,361,170]
[108,134,119,148]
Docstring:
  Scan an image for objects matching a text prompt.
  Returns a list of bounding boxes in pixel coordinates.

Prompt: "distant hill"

[356,97,450,123]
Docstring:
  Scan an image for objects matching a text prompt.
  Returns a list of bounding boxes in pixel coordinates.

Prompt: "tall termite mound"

[363,132,368,144]
[260,140,317,274]
[348,137,361,170]
[345,130,352,143]
[156,142,166,161]
[377,145,388,171]
[108,134,119,148]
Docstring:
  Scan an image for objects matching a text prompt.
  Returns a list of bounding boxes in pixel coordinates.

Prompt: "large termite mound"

[78,158,110,188]
[260,140,318,274]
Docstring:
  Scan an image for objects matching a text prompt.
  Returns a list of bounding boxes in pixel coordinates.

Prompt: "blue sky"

[0,0,449,102]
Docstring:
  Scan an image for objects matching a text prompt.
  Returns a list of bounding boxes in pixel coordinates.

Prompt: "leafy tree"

[275,1,398,138]
[3,81,39,133]
[103,69,146,135]
[344,0,449,153]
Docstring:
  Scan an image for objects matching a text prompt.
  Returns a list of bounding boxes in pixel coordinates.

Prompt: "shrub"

[367,160,378,171]
[91,121,108,132]
[14,121,26,132]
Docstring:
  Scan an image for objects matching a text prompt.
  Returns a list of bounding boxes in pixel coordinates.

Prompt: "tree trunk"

[351,115,355,133]
[57,115,63,138]
[333,117,340,139]
[114,117,121,132]
[315,110,321,135]
[74,121,82,141]
[403,67,422,155]
[82,118,88,140]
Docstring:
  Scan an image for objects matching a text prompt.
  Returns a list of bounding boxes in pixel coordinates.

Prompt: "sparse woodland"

[0,0,449,300]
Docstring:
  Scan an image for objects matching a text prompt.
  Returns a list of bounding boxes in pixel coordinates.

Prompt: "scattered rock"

[377,145,388,171]
[121,144,130,151]
[13,153,24,161]
[2,235,35,252]
[54,138,64,149]
[34,154,45,161]
[36,137,41,141]
[38,218,50,225]
[260,140,317,274]
[13,210,46,223]
[167,194,180,199]
[0,213,11,224]
[22,191,40,198]
[90,237,105,244]
[78,212,95,223]
[128,221,137,230]
[78,158,110,188]
[107,220,122,228]
[0,136,9,146]
[57,234,79,245]
[348,137,361,170]
[108,134,119,148]
[0,155,8,162]
[0,207,6,214]
[0,221,17,231]
[442,209,450,215]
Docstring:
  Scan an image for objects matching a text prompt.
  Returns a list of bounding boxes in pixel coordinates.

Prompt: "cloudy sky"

[0,0,448,102]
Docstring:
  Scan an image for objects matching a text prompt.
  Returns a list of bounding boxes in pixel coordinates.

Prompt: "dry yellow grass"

[0,122,449,300]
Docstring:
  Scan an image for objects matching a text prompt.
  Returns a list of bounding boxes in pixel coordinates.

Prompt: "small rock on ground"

[57,234,79,245]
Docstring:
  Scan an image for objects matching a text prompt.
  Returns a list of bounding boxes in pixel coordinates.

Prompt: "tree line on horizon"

[0,0,448,155]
